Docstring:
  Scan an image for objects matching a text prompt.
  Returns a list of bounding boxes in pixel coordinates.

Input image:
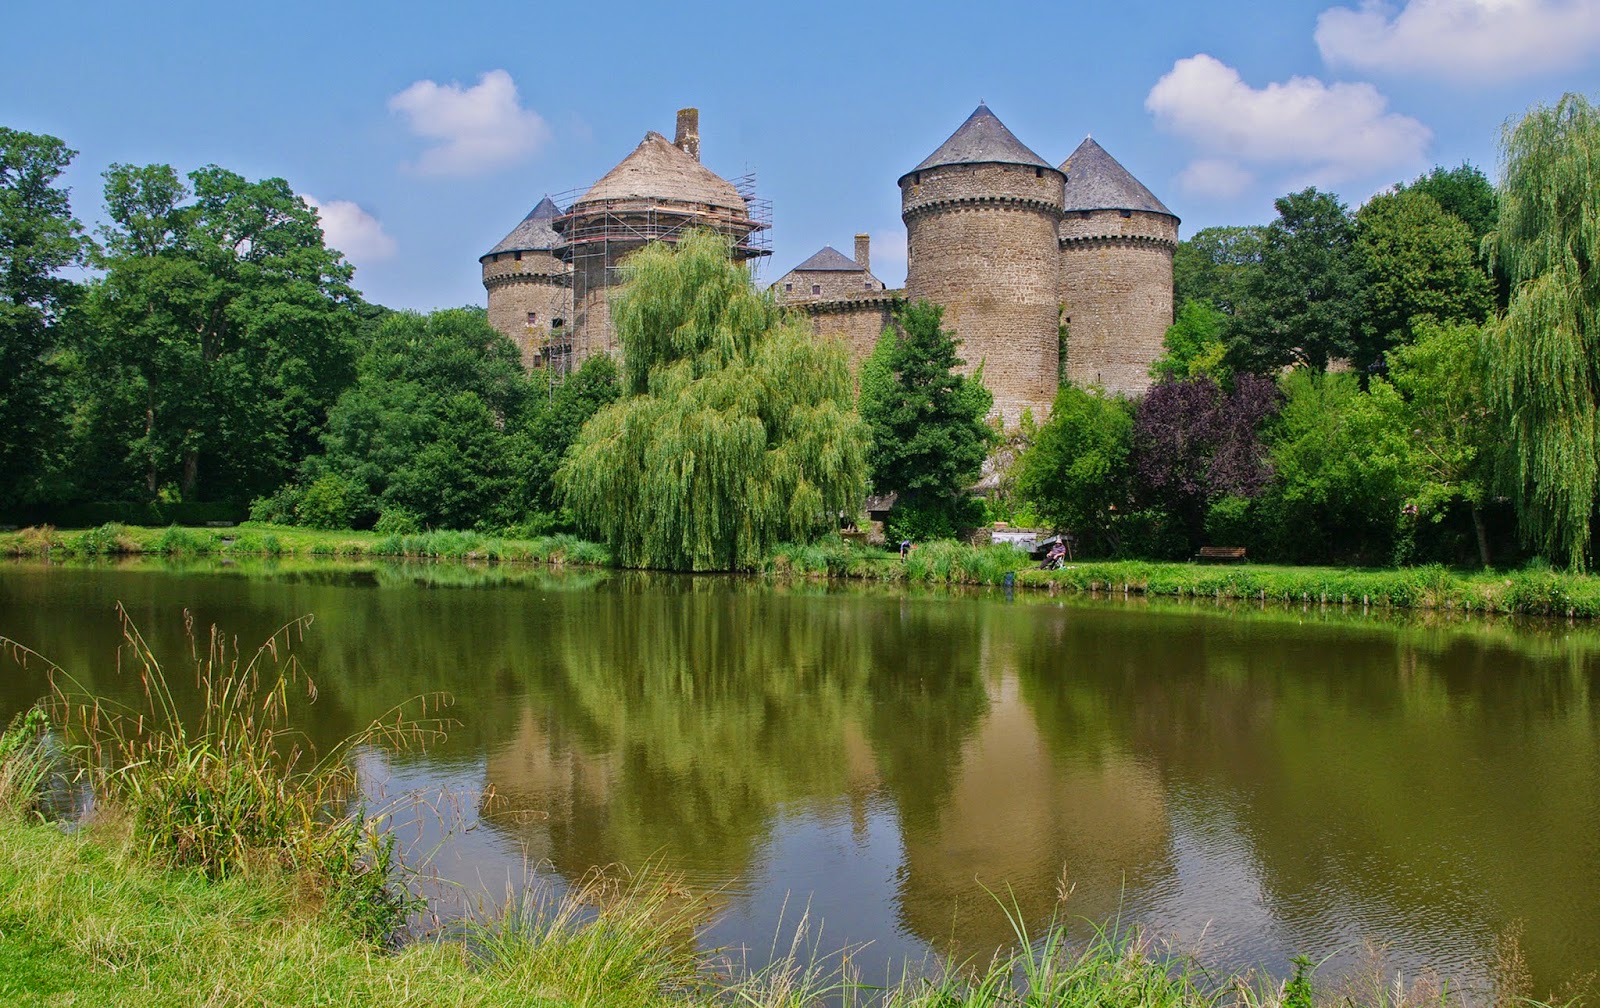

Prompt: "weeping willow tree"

[1486,94,1600,569]
[558,230,868,571]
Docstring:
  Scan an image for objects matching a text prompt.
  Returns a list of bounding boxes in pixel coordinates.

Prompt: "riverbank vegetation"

[2,93,1597,573]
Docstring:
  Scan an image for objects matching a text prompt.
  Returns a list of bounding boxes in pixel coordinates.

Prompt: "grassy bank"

[0,522,610,566]
[767,538,1600,618]
[9,521,1600,618]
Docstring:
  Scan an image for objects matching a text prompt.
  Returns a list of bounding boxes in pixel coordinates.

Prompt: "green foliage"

[560,230,868,571]
[860,301,994,505]
[0,128,86,512]
[1150,299,1230,383]
[514,352,619,522]
[1016,384,1133,553]
[0,708,52,818]
[372,507,421,535]
[1485,93,1600,570]
[884,494,985,544]
[1172,225,1265,315]
[1355,188,1491,354]
[1387,318,1498,564]
[312,308,529,531]
[1284,955,1316,1008]
[1258,370,1414,564]
[295,473,358,530]
[1230,188,1366,373]
[1403,162,1499,247]
[71,163,361,506]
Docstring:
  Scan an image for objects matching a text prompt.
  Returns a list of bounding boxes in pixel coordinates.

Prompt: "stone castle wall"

[483,252,569,370]
[794,295,898,366]
[1058,210,1177,395]
[904,163,1065,425]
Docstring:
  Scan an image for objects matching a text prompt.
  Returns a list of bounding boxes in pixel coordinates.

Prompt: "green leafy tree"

[1172,225,1266,316]
[306,308,528,530]
[559,230,868,571]
[75,163,359,503]
[1356,188,1491,356]
[1258,370,1414,564]
[1387,319,1498,566]
[1485,93,1600,569]
[1402,163,1498,247]
[1230,188,1365,373]
[1150,299,1230,383]
[1016,384,1132,553]
[0,128,86,511]
[859,300,994,514]
[513,353,620,526]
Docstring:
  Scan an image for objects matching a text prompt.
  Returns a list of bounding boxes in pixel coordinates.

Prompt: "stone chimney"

[854,233,871,272]
[674,108,700,162]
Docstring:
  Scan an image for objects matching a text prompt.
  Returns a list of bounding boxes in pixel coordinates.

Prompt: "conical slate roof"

[484,195,562,258]
[904,104,1055,179]
[575,132,746,211]
[1058,137,1174,216]
[790,246,864,272]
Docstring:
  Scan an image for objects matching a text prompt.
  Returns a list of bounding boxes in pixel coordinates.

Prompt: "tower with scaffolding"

[480,108,770,378]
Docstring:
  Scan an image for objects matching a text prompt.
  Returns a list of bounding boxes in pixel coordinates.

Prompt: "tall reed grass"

[3,605,451,941]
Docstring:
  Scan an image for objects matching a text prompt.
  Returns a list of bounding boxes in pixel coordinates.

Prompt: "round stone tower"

[901,104,1066,425]
[1056,137,1180,395]
[480,196,570,372]
[553,108,769,365]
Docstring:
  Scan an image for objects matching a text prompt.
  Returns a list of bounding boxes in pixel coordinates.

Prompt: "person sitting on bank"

[900,539,912,560]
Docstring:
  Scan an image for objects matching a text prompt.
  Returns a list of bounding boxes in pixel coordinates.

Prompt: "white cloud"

[1145,54,1431,194]
[302,195,397,263]
[388,69,549,176]
[1317,0,1600,82]
[1175,159,1256,199]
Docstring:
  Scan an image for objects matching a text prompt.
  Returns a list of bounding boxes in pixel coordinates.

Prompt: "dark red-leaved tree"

[1134,374,1280,550]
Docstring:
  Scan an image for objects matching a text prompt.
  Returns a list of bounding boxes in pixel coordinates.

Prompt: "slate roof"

[1058,137,1174,216]
[575,132,746,211]
[790,246,864,272]
[904,104,1055,179]
[484,195,561,258]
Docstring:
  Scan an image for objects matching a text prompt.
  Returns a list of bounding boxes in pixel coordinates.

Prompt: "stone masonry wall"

[483,251,570,370]
[904,163,1065,426]
[776,268,885,301]
[1059,211,1177,395]
[798,296,898,367]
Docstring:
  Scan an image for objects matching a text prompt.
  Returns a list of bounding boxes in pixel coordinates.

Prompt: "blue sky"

[5,0,1596,310]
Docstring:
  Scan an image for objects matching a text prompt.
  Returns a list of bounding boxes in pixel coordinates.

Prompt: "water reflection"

[1,559,1596,998]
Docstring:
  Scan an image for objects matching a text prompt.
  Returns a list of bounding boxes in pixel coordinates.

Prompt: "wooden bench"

[1197,546,1246,563]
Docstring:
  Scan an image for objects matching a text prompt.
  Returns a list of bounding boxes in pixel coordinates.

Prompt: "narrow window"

[552,317,565,329]
[526,312,537,327]
[811,284,821,296]
[1035,167,1043,178]
[514,251,522,261]
[864,281,873,290]
[1119,209,1132,218]
[784,282,793,293]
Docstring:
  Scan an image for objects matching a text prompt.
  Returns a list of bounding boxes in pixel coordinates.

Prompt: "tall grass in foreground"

[2,605,451,941]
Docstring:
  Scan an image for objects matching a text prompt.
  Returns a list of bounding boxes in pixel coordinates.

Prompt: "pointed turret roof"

[790,246,865,272]
[484,195,561,258]
[1058,137,1174,217]
[574,132,746,211]
[903,104,1055,181]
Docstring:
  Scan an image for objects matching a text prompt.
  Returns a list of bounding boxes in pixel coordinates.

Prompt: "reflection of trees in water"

[483,582,995,892]
[1008,599,1599,994]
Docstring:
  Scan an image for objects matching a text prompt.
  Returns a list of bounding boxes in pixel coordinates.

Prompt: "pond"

[2,558,1596,998]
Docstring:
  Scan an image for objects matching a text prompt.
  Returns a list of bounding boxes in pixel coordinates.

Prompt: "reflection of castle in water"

[476,595,1170,958]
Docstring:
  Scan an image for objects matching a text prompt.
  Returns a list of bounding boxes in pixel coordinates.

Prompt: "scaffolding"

[535,175,773,385]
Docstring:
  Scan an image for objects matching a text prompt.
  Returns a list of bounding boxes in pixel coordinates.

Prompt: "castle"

[480,105,1178,423]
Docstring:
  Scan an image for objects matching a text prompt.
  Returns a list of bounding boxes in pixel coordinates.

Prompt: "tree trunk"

[144,395,158,497]
[181,448,198,501]
[1470,501,1492,568]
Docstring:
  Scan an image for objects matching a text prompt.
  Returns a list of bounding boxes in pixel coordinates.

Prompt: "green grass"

[0,523,612,568]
